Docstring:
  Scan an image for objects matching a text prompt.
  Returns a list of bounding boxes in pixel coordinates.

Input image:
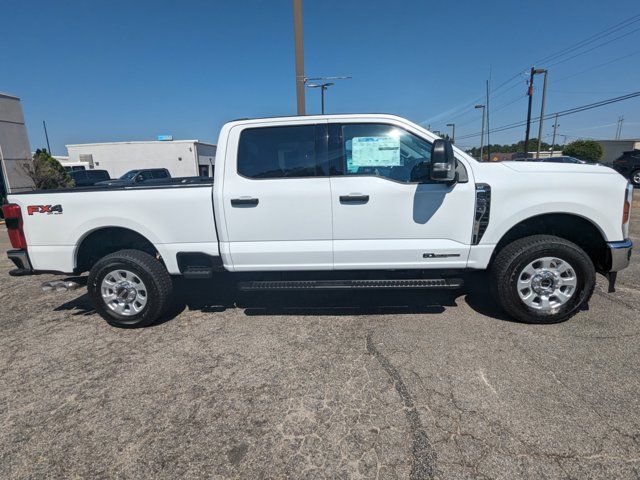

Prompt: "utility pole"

[615,116,624,140]
[475,104,486,161]
[550,113,559,153]
[293,0,305,115]
[535,69,548,159]
[523,67,535,157]
[446,123,455,143]
[43,120,51,154]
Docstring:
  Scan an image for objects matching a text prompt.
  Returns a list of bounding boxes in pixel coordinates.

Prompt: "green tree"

[562,140,603,163]
[25,149,74,190]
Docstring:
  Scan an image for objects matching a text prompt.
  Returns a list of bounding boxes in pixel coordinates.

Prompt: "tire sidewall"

[88,257,163,328]
[502,243,593,324]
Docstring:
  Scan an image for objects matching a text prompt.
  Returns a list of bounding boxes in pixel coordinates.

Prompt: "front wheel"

[631,169,640,186]
[491,235,595,324]
[88,249,173,328]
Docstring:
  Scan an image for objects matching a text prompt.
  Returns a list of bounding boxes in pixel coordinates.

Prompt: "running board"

[237,278,464,292]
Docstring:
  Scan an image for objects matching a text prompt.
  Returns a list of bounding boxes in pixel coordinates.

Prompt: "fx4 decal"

[27,204,63,215]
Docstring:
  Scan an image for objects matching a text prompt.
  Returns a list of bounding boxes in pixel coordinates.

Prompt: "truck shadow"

[54,272,514,325]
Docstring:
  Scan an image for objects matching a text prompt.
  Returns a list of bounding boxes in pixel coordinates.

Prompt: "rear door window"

[237,125,324,179]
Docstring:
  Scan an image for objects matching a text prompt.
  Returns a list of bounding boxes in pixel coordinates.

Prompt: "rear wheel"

[491,235,595,324]
[88,249,172,328]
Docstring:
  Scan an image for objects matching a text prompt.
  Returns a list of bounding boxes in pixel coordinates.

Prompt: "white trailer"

[65,140,216,178]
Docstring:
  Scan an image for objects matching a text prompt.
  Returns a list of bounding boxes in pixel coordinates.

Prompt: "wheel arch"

[75,226,159,274]
[490,212,609,272]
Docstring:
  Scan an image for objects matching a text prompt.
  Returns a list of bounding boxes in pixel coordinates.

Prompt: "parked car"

[527,156,586,164]
[612,150,640,185]
[540,156,587,164]
[64,165,87,172]
[69,169,110,187]
[3,114,633,328]
[94,168,171,187]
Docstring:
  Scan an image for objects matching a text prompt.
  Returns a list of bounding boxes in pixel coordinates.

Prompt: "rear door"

[328,121,475,269]
[220,120,333,271]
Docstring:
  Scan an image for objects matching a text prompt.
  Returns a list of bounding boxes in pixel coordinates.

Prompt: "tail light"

[2,204,27,249]
[622,183,633,238]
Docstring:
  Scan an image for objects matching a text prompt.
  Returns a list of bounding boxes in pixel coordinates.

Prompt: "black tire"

[631,169,640,186]
[491,235,595,324]
[87,249,173,328]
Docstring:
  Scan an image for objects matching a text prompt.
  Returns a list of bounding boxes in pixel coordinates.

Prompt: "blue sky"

[2,0,639,154]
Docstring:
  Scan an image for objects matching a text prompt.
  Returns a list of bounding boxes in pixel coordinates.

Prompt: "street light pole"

[293,0,305,115]
[475,105,486,161]
[535,69,548,159]
[486,78,491,160]
[306,79,348,114]
[446,123,455,143]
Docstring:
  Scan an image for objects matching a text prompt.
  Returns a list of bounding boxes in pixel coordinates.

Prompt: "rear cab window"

[237,125,326,178]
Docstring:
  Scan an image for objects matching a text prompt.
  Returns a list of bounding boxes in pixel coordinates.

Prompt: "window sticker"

[351,136,401,168]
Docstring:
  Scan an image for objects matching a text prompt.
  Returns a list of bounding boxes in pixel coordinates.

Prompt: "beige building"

[0,92,35,196]
[596,139,640,165]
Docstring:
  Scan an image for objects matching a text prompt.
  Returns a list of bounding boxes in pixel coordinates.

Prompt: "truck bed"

[7,182,218,275]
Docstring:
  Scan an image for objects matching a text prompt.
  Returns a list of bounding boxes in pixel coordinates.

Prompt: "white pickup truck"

[3,114,633,327]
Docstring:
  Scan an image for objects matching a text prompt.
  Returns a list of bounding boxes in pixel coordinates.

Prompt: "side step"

[237,278,463,292]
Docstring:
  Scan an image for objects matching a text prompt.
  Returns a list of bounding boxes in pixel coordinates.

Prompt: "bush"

[562,140,603,163]
[25,149,74,190]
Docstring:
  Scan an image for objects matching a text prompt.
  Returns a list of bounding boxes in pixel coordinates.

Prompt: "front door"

[221,121,333,271]
[329,121,475,269]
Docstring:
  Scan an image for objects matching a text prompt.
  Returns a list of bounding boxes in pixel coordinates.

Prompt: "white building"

[65,139,216,178]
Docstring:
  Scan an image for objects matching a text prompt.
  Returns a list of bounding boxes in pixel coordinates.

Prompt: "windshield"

[120,170,139,180]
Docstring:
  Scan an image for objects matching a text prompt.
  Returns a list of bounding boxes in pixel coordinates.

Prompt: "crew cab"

[2,114,633,327]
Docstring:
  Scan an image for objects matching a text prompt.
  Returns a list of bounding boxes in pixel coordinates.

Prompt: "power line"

[551,48,640,84]
[545,25,640,68]
[430,14,640,132]
[453,93,526,130]
[491,93,527,114]
[456,91,640,140]
[534,13,640,65]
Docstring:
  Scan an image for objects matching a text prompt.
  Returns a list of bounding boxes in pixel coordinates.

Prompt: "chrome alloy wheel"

[100,269,148,316]
[516,257,577,312]
[633,171,640,185]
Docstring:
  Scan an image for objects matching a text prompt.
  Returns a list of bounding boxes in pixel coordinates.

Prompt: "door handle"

[231,197,259,206]
[339,194,369,203]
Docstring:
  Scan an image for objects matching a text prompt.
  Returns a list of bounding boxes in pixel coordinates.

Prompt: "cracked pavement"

[0,191,639,479]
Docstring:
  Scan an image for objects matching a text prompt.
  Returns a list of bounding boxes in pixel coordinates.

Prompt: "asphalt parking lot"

[1,192,639,479]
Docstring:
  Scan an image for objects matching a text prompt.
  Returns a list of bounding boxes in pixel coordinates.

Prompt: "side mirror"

[430,139,457,183]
